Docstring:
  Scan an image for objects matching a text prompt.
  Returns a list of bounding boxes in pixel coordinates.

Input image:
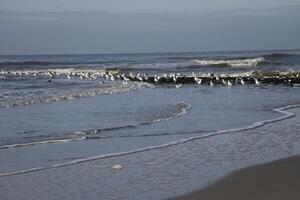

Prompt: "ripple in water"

[0,102,191,149]
[0,104,298,177]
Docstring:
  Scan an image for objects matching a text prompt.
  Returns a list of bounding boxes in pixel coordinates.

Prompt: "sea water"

[1,49,300,199]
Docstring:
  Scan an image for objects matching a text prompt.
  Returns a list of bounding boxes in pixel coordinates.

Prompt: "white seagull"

[254,78,260,85]
[227,80,232,87]
[240,78,245,85]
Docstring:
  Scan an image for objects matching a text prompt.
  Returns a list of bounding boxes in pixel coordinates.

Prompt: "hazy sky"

[2,0,300,13]
[0,1,300,54]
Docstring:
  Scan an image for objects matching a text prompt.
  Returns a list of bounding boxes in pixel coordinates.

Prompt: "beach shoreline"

[1,107,300,200]
[172,155,300,200]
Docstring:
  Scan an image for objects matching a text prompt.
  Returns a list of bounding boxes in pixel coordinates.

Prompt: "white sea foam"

[0,68,107,77]
[0,81,149,108]
[153,102,191,123]
[0,67,156,107]
[191,57,265,67]
[0,138,85,149]
[0,104,298,178]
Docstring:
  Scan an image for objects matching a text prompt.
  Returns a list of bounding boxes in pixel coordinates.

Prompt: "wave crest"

[191,57,265,67]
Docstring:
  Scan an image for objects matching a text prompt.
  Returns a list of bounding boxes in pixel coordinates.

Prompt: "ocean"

[1,49,300,199]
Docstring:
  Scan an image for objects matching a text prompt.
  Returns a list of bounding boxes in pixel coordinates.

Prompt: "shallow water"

[1,84,300,174]
[1,100,300,200]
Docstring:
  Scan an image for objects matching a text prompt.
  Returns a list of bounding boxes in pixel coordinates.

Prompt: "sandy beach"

[174,155,300,200]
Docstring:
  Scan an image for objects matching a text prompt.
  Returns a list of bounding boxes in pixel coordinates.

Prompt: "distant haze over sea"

[0,6,299,55]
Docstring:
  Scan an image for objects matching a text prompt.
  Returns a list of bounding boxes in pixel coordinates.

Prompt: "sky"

[0,0,300,54]
[1,0,300,13]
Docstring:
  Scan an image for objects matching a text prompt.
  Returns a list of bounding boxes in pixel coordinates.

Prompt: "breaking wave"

[191,57,265,67]
[0,68,155,107]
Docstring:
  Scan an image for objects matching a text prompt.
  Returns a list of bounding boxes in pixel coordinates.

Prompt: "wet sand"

[173,155,300,200]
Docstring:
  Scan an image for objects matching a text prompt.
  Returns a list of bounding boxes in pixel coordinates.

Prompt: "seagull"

[254,78,260,85]
[123,76,130,82]
[222,79,227,86]
[240,78,245,85]
[154,75,161,83]
[227,80,233,87]
[194,76,201,83]
[129,72,135,78]
[210,80,214,87]
[172,75,177,83]
[67,74,71,79]
[197,79,202,85]
[137,75,143,81]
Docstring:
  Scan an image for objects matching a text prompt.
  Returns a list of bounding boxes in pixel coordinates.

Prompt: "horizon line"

[0,48,299,57]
